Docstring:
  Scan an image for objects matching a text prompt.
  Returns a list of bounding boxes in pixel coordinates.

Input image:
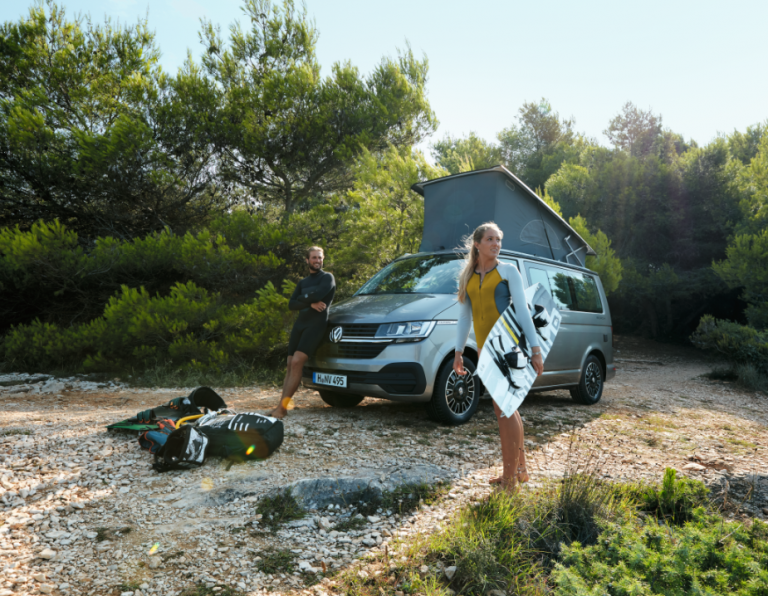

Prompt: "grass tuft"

[96,526,132,542]
[633,467,711,524]
[255,488,306,531]
[255,547,296,574]
[0,428,32,436]
[333,516,368,532]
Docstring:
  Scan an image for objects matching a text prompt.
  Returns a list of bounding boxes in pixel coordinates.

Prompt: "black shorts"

[288,321,325,357]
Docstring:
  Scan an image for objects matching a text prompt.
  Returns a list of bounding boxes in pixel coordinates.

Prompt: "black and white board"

[476,283,562,418]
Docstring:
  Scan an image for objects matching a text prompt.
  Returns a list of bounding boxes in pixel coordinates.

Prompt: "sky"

[4,0,767,154]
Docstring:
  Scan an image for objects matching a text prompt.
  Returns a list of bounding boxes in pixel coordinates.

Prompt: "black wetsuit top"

[287,269,336,356]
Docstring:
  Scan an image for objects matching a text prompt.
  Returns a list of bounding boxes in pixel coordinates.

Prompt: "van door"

[524,262,606,387]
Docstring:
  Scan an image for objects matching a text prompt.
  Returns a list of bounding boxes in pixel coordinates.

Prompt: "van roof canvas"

[411,165,595,266]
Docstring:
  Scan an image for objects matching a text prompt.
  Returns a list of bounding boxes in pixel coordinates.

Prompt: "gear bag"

[107,387,227,432]
[138,419,176,454]
[153,412,283,472]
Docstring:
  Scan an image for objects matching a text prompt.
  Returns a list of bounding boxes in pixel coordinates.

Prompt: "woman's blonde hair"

[457,222,503,303]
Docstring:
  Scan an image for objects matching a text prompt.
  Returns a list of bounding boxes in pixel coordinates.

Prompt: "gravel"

[0,336,766,595]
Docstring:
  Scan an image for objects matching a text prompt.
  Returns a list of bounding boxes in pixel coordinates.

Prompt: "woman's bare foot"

[268,406,287,419]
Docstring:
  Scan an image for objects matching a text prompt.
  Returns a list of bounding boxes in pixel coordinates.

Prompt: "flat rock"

[281,464,452,509]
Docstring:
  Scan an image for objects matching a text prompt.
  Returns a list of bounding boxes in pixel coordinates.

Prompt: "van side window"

[528,265,603,313]
[499,258,519,271]
[527,266,555,300]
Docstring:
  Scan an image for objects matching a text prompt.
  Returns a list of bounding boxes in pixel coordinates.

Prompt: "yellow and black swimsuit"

[455,262,540,352]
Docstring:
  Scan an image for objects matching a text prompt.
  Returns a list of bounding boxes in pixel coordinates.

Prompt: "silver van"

[302,249,616,424]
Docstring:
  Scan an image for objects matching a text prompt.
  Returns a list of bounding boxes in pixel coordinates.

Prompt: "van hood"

[329,293,457,324]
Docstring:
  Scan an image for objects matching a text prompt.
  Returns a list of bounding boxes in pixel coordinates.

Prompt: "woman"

[454,222,544,492]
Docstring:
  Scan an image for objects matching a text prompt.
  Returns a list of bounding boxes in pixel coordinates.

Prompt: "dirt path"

[0,337,766,596]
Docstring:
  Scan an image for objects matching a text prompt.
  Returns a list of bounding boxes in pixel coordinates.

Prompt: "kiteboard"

[476,283,562,417]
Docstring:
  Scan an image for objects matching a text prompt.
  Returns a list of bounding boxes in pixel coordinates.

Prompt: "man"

[269,246,335,419]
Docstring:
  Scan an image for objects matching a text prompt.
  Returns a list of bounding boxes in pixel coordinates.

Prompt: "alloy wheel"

[445,370,476,415]
[585,361,602,399]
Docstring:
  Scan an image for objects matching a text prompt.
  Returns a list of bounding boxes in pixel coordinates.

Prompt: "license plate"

[313,372,347,388]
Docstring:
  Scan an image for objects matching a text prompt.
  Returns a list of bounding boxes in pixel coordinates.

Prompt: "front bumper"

[303,362,428,402]
[301,324,460,402]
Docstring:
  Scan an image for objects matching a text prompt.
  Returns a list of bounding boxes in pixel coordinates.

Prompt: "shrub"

[0,217,287,332]
[691,314,768,375]
[425,473,630,596]
[704,364,767,392]
[1,279,294,372]
[734,362,768,391]
[553,514,768,596]
[633,467,711,525]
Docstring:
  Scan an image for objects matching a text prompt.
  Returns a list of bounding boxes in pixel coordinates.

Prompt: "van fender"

[427,344,479,397]
[578,345,606,377]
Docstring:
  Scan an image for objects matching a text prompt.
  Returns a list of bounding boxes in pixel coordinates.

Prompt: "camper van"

[302,166,616,424]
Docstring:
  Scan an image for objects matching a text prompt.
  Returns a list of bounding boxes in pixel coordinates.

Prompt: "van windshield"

[356,254,463,295]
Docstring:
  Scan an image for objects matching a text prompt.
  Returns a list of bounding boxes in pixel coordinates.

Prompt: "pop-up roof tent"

[411,165,596,267]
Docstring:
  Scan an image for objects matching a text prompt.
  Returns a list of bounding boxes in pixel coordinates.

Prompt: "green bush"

[425,473,631,595]
[0,215,297,326]
[633,468,711,525]
[1,279,294,373]
[553,513,768,596]
[690,315,768,375]
[733,362,768,391]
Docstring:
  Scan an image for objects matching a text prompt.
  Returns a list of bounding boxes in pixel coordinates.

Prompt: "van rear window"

[357,254,463,295]
[527,266,603,313]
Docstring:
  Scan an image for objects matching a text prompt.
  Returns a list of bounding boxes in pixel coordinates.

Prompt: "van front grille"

[336,342,388,359]
[332,323,380,339]
[317,341,389,359]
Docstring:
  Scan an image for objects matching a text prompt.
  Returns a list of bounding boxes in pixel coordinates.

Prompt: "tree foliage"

[199,0,436,215]
[333,146,448,293]
[736,130,768,234]
[713,230,768,330]
[0,2,227,239]
[568,215,622,295]
[603,101,663,156]
[431,132,501,174]
[497,99,582,190]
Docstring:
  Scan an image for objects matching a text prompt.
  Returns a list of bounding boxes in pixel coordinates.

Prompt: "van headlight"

[376,321,436,343]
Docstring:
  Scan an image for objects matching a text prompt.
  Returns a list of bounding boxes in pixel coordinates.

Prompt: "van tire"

[570,355,604,405]
[318,390,365,408]
[426,357,480,425]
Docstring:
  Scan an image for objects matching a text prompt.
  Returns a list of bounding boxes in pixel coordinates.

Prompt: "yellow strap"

[502,318,519,344]
[176,414,203,427]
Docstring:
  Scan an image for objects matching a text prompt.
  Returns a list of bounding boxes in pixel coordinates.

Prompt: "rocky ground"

[0,336,766,596]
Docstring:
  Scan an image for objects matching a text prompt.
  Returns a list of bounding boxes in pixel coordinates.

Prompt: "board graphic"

[476,283,562,418]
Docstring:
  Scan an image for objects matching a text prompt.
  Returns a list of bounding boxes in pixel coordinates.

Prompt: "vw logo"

[329,326,343,343]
